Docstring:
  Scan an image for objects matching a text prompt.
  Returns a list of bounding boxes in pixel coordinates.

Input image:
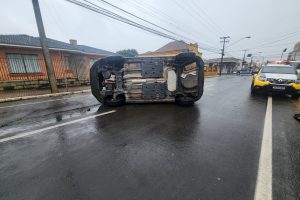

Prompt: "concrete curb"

[0,89,91,103]
[205,75,219,78]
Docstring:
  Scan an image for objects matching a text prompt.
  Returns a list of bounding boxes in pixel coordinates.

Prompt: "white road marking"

[0,110,116,144]
[0,94,89,109]
[254,96,272,200]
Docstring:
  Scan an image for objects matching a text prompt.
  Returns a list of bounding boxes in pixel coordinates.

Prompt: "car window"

[262,66,296,74]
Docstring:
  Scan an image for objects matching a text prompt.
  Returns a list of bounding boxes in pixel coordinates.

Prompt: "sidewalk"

[0,86,91,102]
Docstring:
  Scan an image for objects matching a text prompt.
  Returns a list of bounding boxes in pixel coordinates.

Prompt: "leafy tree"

[116,49,138,57]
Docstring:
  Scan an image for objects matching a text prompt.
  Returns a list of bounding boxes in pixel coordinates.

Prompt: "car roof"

[265,64,292,67]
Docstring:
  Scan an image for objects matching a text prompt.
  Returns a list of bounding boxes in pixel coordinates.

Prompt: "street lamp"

[227,36,251,48]
[280,48,287,60]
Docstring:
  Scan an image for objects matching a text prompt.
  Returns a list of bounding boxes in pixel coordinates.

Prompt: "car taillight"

[259,73,267,81]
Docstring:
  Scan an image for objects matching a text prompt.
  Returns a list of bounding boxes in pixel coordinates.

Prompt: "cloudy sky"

[1,0,300,61]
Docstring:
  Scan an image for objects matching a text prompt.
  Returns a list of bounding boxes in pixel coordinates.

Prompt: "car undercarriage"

[90,52,204,106]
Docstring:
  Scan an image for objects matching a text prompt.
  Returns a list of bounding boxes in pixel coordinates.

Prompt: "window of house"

[6,54,41,74]
[64,56,70,70]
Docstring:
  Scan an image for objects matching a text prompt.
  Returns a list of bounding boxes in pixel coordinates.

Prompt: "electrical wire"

[126,0,221,51]
[94,0,197,44]
[66,0,179,40]
[65,0,222,54]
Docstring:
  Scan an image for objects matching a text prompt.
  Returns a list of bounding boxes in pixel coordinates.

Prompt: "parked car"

[90,52,204,106]
[251,64,300,98]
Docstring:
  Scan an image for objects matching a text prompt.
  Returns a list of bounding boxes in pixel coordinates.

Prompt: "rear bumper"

[253,84,300,95]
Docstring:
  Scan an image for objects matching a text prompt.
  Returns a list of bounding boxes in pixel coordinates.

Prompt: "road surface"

[0,75,299,200]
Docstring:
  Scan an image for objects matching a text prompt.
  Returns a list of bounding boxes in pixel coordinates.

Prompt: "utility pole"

[32,0,58,93]
[219,36,230,76]
[241,49,248,69]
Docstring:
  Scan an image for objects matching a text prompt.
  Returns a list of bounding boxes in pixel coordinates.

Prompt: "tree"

[116,49,138,57]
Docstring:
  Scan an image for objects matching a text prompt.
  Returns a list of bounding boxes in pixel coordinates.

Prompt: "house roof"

[154,40,188,52]
[294,41,300,52]
[205,57,242,63]
[0,34,117,56]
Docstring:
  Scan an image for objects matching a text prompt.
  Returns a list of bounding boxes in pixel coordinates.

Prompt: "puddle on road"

[0,104,100,139]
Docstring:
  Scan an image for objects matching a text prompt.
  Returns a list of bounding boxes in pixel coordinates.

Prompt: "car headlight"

[259,73,267,81]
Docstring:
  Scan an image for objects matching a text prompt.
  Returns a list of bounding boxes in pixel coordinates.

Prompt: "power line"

[190,0,227,36]
[128,0,216,44]
[92,0,220,53]
[94,0,196,44]
[173,0,220,39]
[236,30,300,51]
[65,0,221,53]
[66,0,179,40]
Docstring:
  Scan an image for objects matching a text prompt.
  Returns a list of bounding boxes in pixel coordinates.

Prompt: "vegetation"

[116,49,138,57]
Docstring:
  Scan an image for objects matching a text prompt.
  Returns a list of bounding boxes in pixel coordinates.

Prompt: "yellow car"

[251,64,300,98]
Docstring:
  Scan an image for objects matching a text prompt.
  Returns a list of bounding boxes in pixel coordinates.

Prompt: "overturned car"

[90,52,204,106]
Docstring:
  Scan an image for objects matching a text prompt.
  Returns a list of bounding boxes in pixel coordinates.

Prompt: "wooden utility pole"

[219,36,230,76]
[32,0,58,93]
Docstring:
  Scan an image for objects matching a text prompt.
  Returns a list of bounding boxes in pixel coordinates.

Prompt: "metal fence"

[0,56,91,100]
[0,56,90,81]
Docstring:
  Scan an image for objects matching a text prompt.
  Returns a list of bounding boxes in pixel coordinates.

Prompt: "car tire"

[90,64,104,104]
[175,96,195,106]
[104,94,125,107]
[250,82,256,94]
[291,94,300,99]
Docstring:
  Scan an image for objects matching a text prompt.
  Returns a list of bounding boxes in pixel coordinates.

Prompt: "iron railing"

[0,56,90,81]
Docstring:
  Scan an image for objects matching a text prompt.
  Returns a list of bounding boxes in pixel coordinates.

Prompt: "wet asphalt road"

[0,75,299,200]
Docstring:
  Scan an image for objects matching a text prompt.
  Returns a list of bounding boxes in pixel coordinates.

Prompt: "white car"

[251,64,300,98]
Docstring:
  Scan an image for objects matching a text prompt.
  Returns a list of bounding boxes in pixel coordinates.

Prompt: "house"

[139,40,218,75]
[205,57,242,74]
[288,41,300,61]
[140,40,202,57]
[0,34,116,90]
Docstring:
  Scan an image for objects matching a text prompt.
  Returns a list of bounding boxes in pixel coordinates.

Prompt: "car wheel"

[294,114,300,122]
[175,96,195,106]
[291,94,300,99]
[250,82,256,94]
[104,94,125,107]
[90,64,104,103]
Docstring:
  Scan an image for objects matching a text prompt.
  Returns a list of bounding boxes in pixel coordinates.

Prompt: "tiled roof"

[155,40,188,52]
[0,34,117,55]
[77,45,118,55]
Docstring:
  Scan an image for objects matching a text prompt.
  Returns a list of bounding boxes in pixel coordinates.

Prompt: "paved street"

[0,75,299,200]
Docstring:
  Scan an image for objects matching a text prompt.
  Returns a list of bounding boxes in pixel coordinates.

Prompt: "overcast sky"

[1,0,300,61]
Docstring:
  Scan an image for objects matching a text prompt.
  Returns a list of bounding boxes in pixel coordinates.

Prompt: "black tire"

[90,63,104,103]
[175,96,195,106]
[104,94,125,107]
[175,52,196,62]
[195,56,204,100]
[250,82,256,94]
[294,114,300,122]
[90,56,125,104]
[291,94,300,99]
